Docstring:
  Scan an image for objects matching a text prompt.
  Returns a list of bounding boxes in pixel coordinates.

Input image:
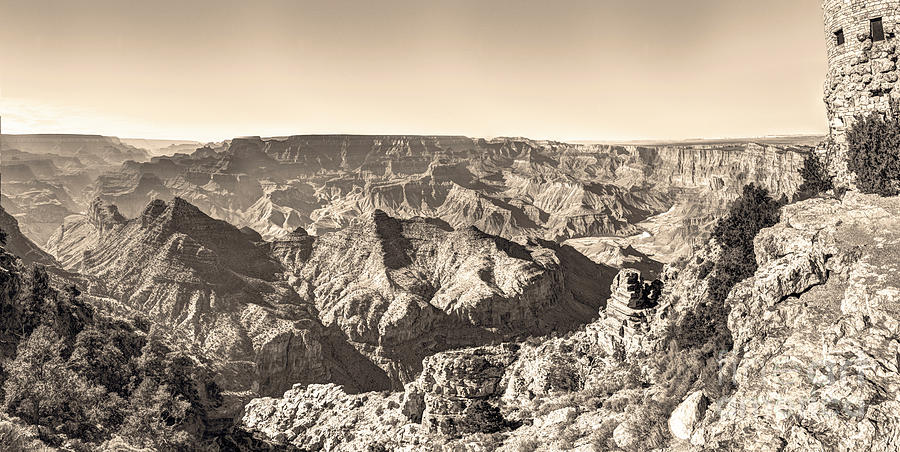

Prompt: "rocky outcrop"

[269,227,314,270]
[88,197,126,234]
[404,345,519,436]
[242,383,407,451]
[690,192,900,451]
[604,269,662,334]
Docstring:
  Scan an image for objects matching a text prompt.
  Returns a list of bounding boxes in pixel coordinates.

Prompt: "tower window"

[872,18,885,41]
[835,29,845,45]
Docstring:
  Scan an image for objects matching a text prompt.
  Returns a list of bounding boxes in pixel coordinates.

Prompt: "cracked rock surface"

[698,193,900,451]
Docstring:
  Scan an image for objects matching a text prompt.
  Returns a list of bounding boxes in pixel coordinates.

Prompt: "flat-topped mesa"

[88,197,126,235]
[605,269,662,336]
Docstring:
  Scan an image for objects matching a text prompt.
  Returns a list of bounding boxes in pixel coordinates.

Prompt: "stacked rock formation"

[401,345,518,436]
[604,269,662,337]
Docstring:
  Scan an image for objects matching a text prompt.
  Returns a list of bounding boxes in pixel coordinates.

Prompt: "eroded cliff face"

[46,198,614,402]
[240,193,900,452]
[280,209,613,387]
[45,197,390,400]
[79,137,805,266]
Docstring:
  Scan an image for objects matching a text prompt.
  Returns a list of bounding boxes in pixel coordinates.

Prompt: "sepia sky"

[0,0,826,142]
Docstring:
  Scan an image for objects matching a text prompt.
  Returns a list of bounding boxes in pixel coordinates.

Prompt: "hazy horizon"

[1,0,826,142]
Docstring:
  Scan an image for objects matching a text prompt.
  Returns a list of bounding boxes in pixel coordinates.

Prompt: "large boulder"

[613,420,640,449]
[668,391,708,440]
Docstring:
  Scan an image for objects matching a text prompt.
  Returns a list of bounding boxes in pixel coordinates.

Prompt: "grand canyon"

[4,0,900,451]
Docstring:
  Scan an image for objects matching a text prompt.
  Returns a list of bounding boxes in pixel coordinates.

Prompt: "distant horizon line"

[0,131,828,146]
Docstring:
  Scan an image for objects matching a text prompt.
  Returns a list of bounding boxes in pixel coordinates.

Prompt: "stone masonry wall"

[823,0,900,183]
[824,0,900,139]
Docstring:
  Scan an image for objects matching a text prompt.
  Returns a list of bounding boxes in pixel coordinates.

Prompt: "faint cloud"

[0,98,201,140]
[0,98,105,134]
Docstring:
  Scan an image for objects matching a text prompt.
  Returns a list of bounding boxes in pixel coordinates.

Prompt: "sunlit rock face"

[76,135,806,266]
[693,193,900,451]
[280,209,614,387]
[46,197,614,399]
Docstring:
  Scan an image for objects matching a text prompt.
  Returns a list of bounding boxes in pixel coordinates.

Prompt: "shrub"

[0,421,30,452]
[795,152,834,201]
[513,437,540,452]
[623,398,673,451]
[2,326,125,443]
[0,420,54,452]
[711,184,782,258]
[846,113,900,195]
[671,184,783,352]
[589,417,618,450]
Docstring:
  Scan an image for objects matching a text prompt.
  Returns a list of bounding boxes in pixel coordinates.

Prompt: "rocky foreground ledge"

[698,192,900,450]
[240,192,900,451]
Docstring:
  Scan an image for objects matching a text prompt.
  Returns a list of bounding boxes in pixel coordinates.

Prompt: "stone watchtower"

[822,0,900,183]
[824,0,900,141]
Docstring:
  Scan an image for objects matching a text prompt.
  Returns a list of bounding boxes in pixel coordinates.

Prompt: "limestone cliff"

[694,192,900,450]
